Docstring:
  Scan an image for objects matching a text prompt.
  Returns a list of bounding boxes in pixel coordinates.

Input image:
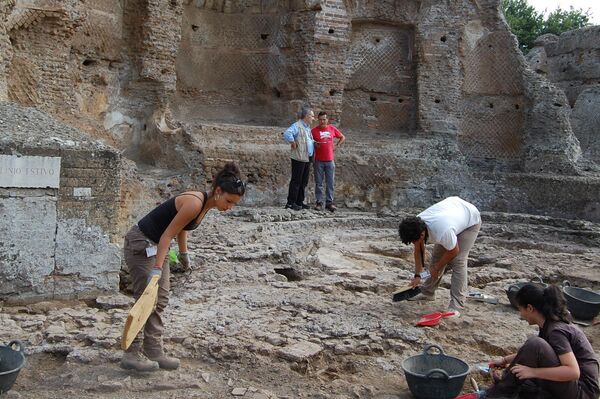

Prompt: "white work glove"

[147,267,162,285]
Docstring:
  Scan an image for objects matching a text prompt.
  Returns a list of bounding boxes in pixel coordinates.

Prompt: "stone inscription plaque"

[0,155,61,188]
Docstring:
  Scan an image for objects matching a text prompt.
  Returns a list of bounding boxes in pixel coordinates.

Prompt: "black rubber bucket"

[402,344,469,399]
[0,340,26,394]
[562,281,600,320]
[506,277,547,309]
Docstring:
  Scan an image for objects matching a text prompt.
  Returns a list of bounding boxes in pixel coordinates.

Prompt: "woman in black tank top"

[120,163,246,372]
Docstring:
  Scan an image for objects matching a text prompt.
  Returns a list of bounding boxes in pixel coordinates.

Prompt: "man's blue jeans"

[314,160,335,205]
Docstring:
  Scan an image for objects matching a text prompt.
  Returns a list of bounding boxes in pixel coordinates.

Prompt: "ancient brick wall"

[4,0,124,134]
[0,0,597,228]
[459,29,525,166]
[527,27,600,165]
[571,87,600,164]
[336,1,419,134]
[175,1,313,125]
[0,2,12,101]
[6,3,77,113]
[528,27,600,106]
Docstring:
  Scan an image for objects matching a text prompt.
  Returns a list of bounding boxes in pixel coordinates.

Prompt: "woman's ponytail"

[542,285,571,323]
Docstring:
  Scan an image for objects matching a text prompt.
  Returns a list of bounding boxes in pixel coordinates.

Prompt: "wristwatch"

[415,271,431,279]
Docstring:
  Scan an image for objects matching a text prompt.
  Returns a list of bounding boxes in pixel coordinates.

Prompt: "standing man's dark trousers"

[287,158,310,206]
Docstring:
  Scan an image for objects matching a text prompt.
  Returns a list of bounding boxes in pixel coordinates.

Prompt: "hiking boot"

[120,351,160,372]
[407,292,435,301]
[325,203,336,212]
[314,202,323,211]
[284,203,301,211]
[300,203,310,210]
[144,350,181,370]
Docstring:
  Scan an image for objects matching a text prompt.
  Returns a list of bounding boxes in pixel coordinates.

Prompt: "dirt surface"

[1,207,599,399]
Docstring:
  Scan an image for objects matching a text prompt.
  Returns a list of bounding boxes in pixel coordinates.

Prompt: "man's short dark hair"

[398,216,427,244]
[318,111,327,117]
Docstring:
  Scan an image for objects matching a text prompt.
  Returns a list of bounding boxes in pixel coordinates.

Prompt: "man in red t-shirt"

[311,111,346,212]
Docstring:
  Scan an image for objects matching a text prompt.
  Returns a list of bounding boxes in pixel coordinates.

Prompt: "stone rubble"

[0,207,597,398]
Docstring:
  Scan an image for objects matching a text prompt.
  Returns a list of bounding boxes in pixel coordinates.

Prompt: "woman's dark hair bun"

[213,162,246,196]
[221,162,240,176]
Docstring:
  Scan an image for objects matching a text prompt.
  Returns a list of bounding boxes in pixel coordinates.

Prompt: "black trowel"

[392,284,422,302]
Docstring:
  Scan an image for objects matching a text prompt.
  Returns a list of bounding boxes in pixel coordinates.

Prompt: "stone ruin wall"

[0,0,598,259]
[0,103,122,302]
[174,0,598,221]
[527,26,600,165]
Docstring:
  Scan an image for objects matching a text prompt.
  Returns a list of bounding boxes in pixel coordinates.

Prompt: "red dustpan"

[416,311,457,327]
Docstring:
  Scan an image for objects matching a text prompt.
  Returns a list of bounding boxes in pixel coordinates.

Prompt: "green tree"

[502,0,591,53]
[502,0,543,53]
[542,6,591,36]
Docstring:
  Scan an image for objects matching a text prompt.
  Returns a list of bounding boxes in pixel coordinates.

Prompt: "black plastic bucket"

[402,344,469,399]
[0,340,26,394]
[562,281,600,320]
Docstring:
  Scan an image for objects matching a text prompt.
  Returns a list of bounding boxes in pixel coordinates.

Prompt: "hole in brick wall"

[143,124,147,130]
[562,68,567,72]
[398,98,404,103]
[375,37,381,43]
[274,267,302,281]
[82,59,96,66]
[272,88,281,98]
[488,44,493,48]
[191,25,199,31]
[260,33,269,40]
[161,68,169,74]
[329,89,337,96]
[515,104,520,110]
[553,102,563,107]
[488,103,494,108]
[440,35,447,42]
[434,99,441,103]
[328,28,335,34]
[370,96,377,101]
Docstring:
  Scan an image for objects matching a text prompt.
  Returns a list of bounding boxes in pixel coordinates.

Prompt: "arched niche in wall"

[459,30,526,168]
[175,2,305,126]
[341,21,417,134]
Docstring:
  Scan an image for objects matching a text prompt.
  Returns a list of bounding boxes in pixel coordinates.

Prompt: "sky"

[528,0,600,24]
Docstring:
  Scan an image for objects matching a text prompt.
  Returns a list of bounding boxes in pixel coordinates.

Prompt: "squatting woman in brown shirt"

[485,284,599,399]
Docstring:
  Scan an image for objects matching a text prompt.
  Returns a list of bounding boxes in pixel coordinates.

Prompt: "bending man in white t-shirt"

[398,197,482,312]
